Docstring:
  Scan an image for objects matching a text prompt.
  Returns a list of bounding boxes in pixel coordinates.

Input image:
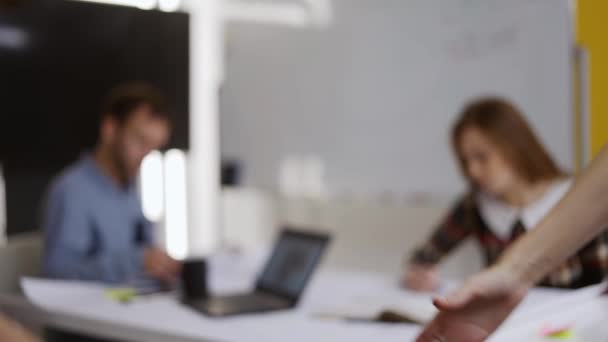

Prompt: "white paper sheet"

[491,282,608,341]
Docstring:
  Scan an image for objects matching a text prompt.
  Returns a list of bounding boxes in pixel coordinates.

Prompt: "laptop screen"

[256,230,329,301]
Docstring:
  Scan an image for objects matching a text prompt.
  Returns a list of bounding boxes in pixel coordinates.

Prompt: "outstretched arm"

[417,145,608,342]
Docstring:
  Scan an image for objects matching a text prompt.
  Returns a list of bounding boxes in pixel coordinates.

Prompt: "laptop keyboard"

[202,293,290,316]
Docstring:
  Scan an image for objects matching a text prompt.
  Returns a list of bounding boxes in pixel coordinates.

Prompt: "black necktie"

[509,219,526,241]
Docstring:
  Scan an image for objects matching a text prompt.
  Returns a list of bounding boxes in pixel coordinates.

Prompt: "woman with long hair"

[403,97,608,291]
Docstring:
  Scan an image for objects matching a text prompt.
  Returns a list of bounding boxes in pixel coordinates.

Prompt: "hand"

[402,264,440,292]
[416,266,529,342]
[143,247,182,283]
[0,314,39,342]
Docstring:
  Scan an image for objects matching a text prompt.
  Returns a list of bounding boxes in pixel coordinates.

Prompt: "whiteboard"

[220,0,573,197]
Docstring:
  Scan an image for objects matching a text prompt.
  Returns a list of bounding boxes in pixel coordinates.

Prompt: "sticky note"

[541,323,573,336]
[548,330,573,339]
[105,287,137,303]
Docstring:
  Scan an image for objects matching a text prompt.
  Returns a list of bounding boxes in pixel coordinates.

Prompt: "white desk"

[4,251,608,341]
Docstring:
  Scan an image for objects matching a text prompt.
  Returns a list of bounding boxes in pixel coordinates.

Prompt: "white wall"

[222,192,482,278]
[220,0,573,198]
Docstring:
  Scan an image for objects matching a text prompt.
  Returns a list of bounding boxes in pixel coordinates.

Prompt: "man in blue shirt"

[42,82,181,285]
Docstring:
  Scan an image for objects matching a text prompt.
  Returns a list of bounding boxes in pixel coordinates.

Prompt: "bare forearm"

[499,145,608,286]
[0,314,38,342]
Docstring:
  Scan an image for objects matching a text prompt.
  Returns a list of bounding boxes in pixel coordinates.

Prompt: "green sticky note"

[548,330,574,340]
[105,287,137,303]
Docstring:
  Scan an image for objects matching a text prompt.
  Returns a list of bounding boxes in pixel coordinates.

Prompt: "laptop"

[185,229,331,317]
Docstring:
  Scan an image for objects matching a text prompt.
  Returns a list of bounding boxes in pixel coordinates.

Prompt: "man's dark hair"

[101,82,171,124]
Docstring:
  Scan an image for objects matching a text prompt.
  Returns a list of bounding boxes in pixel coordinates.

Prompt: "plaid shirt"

[410,194,608,289]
